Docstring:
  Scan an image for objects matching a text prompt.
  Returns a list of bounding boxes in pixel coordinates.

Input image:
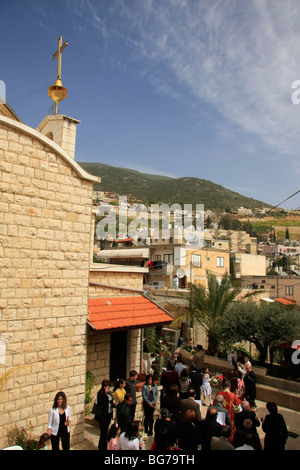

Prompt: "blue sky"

[2,0,300,209]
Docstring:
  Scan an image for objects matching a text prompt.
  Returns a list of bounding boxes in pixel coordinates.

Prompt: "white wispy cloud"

[72,0,300,169]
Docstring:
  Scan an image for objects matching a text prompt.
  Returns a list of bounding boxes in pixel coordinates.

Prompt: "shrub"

[7,425,37,450]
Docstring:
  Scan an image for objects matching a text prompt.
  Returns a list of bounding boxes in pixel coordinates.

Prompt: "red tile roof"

[87,295,174,332]
[274,298,296,305]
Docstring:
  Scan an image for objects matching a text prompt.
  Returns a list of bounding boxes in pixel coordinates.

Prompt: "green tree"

[285,228,290,240]
[85,370,95,415]
[219,214,242,231]
[219,300,300,363]
[144,327,170,382]
[172,272,251,355]
[205,215,213,228]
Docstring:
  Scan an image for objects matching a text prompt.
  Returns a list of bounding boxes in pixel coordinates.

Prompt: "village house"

[230,252,267,278]
[97,229,230,290]
[258,242,300,258]
[93,190,105,203]
[210,228,258,254]
[230,206,253,216]
[145,239,230,289]
[240,274,300,306]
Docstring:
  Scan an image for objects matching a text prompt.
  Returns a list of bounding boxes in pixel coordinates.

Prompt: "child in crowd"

[179,367,191,399]
[107,423,121,450]
[200,367,212,406]
[137,420,145,450]
[113,378,126,405]
[36,433,51,450]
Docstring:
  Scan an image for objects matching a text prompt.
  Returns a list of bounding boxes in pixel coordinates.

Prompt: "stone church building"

[0,103,173,448]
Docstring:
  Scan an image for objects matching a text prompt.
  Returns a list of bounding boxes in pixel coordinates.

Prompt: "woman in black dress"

[261,402,288,451]
[95,379,114,451]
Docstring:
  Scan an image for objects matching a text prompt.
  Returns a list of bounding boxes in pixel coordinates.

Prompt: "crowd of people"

[91,345,289,451]
[3,344,290,451]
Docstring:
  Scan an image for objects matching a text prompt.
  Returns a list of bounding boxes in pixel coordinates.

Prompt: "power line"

[8,84,48,104]
[7,76,55,99]
[265,189,300,213]
[249,189,300,223]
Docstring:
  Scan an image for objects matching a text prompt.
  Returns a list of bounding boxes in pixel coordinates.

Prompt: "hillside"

[79,162,270,210]
[251,216,300,241]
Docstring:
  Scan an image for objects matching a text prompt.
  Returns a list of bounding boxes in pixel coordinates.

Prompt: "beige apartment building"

[146,236,230,289]
[240,275,300,306]
[231,252,267,278]
[98,229,230,289]
[211,228,258,254]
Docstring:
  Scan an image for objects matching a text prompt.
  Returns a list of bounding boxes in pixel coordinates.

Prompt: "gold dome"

[48,78,68,105]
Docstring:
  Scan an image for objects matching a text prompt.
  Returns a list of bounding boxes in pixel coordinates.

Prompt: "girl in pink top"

[107,423,120,450]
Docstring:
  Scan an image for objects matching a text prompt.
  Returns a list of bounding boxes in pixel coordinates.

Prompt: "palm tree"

[171,271,255,356]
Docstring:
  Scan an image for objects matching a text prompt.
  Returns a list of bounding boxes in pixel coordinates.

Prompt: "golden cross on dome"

[52,36,68,80]
[48,36,68,114]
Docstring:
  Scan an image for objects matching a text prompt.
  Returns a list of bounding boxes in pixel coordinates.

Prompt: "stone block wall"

[0,118,95,448]
[89,268,145,295]
[87,331,111,391]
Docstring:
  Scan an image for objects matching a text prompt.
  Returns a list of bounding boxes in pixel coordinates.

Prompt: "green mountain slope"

[79,162,269,210]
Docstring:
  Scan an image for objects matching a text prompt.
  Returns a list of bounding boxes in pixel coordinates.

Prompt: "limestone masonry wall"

[89,269,144,296]
[0,120,94,448]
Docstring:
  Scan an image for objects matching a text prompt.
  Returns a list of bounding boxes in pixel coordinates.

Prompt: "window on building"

[163,254,174,264]
[191,254,201,267]
[286,286,293,295]
[217,256,224,267]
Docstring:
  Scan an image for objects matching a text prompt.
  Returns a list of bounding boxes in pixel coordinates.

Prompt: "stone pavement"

[71,389,300,451]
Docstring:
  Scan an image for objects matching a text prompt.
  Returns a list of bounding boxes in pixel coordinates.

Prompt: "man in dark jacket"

[126,370,138,421]
[234,400,260,431]
[189,364,202,400]
[179,389,201,423]
[198,407,223,451]
[192,344,205,372]
[116,394,133,432]
[208,394,232,427]
[233,418,262,451]
[244,364,257,408]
